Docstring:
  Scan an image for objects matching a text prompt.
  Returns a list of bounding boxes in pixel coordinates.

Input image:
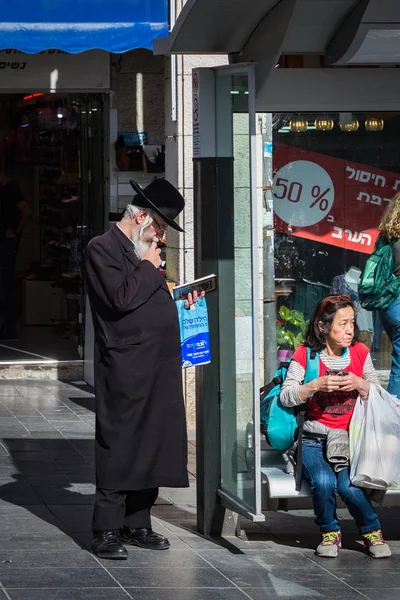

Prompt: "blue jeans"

[302,437,381,534]
[381,297,400,398]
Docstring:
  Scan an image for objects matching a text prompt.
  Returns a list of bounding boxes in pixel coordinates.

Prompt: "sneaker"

[362,529,391,559]
[316,531,342,558]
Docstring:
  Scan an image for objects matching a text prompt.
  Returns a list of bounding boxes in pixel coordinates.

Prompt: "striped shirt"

[280,349,379,434]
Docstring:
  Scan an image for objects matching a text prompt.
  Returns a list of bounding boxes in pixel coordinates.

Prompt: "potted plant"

[276,306,307,363]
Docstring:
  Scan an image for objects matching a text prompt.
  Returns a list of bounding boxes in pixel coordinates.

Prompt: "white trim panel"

[257,68,400,112]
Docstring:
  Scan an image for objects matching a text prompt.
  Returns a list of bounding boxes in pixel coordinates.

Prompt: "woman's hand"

[299,375,342,400]
[299,372,371,401]
[338,372,370,396]
[337,372,361,392]
[313,375,343,393]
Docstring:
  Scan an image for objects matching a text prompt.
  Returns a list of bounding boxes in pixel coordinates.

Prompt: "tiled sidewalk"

[0,380,397,599]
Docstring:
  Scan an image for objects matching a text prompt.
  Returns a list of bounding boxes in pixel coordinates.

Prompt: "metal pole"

[170,0,177,122]
[261,114,277,384]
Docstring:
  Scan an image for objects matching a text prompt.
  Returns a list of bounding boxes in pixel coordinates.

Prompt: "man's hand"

[185,289,206,309]
[141,242,162,268]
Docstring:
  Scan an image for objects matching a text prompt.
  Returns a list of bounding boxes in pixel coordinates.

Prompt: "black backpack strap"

[295,349,316,490]
[295,406,305,491]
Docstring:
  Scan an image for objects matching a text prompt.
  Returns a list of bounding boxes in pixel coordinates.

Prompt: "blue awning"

[0,1,169,54]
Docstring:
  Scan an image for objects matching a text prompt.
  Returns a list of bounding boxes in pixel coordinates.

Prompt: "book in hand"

[172,274,217,301]
[173,275,215,368]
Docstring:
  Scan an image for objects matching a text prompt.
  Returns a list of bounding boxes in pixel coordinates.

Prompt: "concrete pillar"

[164,1,228,431]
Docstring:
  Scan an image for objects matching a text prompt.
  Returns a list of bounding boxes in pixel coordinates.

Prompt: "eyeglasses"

[153,216,167,236]
[318,294,352,317]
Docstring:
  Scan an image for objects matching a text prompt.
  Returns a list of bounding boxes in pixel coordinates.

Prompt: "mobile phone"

[325,369,349,377]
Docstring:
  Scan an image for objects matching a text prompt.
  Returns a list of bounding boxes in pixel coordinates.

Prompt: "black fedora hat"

[129,178,185,232]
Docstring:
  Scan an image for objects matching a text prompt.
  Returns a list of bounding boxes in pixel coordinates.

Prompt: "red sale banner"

[273,145,400,254]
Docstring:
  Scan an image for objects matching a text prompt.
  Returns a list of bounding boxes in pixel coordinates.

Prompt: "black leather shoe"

[92,529,128,559]
[120,527,170,550]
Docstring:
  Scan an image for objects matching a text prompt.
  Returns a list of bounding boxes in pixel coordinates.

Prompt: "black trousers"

[92,487,158,532]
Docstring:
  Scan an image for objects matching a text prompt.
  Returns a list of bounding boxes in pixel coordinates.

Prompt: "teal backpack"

[260,347,319,452]
[359,235,400,311]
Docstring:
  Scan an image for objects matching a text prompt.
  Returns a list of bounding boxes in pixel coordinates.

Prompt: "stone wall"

[112,49,165,145]
[164,35,228,430]
[110,34,229,431]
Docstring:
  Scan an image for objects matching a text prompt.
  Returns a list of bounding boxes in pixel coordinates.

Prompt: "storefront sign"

[273,144,400,254]
[193,71,200,158]
[0,50,110,91]
[192,68,216,158]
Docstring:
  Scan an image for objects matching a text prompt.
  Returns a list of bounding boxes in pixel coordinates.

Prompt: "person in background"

[379,193,400,397]
[0,173,31,341]
[280,295,391,559]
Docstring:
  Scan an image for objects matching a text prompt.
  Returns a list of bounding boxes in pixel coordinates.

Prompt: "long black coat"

[86,225,188,491]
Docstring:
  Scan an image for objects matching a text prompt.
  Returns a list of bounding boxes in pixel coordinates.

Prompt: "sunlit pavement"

[0,380,397,599]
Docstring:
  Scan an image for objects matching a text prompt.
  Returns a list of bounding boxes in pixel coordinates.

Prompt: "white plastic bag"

[349,386,400,490]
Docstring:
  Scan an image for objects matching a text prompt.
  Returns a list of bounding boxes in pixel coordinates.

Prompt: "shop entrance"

[0,92,104,364]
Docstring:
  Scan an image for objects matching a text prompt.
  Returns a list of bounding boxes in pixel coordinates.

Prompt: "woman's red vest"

[292,342,369,430]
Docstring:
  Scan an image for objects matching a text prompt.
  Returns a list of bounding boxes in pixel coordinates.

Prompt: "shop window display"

[271,112,400,374]
[0,93,103,362]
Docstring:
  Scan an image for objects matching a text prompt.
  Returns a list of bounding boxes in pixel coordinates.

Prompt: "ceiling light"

[340,119,359,132]
[365,117,384,131]
[289,117,308,132]
[315,116,334,131]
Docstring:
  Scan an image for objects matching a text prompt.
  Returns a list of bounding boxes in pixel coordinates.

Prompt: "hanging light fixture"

[340,119,359,132]
[365,117,384,131]
[289,116,308,132]
[314,116,334,131]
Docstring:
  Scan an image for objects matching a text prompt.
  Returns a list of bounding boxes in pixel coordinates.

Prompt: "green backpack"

[359,235,400,311]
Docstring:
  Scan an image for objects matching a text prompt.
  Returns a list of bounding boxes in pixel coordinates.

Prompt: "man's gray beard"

[131,228,154,258]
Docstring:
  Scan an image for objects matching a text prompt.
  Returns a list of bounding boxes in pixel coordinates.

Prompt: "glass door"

[79,94,105,245]
[79,94,105,358]
[214,66,264,521]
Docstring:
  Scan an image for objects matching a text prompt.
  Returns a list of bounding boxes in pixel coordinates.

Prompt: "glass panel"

[260,111,399,389]
[216,72,257,510]
[80,94,105,356]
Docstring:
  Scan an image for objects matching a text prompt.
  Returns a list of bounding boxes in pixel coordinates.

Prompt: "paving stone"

[244,589,366,600]
[6,590,128,600]
[0,568,116,588]
[125,591,248,600]
[364,590,400,600]
[0,379,399,599]
[108,567,234,588]
[97,548,208,569]
[0,549,98,568]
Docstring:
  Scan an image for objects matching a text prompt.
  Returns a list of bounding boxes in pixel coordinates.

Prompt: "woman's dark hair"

[304,296,360,352]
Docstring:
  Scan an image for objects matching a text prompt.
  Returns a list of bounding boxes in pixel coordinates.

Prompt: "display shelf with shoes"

[25,106,84,353]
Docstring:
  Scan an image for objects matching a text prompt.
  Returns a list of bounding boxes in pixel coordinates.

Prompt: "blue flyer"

[176,297,211,368]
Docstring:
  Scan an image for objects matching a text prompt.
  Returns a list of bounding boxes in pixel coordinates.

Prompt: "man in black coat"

[86,179,192,559]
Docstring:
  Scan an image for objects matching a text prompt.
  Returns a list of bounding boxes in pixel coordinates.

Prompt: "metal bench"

[244,425,400,510]
[258,446,400,510]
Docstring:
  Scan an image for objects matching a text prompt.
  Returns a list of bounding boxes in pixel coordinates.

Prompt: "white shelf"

[116,170,165,202]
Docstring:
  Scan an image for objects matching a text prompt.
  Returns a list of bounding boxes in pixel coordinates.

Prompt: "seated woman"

[281,294,391,559]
